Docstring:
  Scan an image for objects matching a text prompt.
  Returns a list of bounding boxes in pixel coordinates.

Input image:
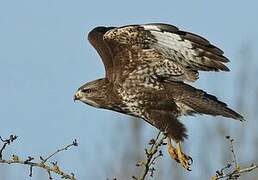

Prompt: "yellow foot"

[176,142,193,171]
[167,138,179,163]
[167,138,193,171]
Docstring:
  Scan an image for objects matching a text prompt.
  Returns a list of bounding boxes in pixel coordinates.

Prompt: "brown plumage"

[74,23,244,170]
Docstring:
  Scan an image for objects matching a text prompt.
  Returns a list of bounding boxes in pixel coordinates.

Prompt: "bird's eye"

[81,89,92,93]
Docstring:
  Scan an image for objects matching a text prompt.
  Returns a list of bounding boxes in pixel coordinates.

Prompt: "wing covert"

[103,23,230,83]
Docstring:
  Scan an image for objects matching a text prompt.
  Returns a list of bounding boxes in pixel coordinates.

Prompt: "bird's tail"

[172,83,244,121]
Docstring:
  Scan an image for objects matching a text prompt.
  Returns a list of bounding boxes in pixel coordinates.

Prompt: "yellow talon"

[176,142,193,171]
[167,138,193,171]
[167,138,179,162]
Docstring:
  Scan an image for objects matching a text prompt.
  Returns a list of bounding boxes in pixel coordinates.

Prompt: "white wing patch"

[141,24,229,72]
[142,24,161,31]
[147,30,199,60]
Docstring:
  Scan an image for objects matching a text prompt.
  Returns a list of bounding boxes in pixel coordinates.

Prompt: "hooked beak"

[74,91,80,102]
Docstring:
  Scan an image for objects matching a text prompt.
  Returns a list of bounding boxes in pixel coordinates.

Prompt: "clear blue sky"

[0,0,257,179]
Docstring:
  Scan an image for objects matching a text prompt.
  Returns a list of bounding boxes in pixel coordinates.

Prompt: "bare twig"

[211,136,258,180]
[133,131,167,180]
[0,135,18,159]
[40,139,78,163]
[227,136,238,169]
[0,134,78,180]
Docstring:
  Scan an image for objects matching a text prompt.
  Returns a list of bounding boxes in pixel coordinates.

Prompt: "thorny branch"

[211,136,258,180]
[132,131,167,180]
[0,134,78,180]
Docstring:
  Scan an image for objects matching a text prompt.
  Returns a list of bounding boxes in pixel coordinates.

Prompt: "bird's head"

[74,78,110,108]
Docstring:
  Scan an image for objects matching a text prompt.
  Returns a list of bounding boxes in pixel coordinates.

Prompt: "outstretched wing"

[88,26,115,79]
[103,23,229,83]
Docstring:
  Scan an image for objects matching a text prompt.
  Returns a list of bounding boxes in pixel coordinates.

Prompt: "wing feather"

[103,23,230,82]
[143,26,229,71]
[88,26,115,79]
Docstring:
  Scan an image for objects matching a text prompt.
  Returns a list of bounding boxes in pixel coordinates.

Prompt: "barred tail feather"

[172,82,245,121]
[184,91,244,121]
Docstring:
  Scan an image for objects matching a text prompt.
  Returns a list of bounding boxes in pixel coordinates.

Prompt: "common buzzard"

[74,23,244,170]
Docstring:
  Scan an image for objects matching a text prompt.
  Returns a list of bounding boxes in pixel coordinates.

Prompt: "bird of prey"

[74,23,244,170]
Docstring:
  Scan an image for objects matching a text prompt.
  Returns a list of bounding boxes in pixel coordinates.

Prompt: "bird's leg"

[176,141,193,171]
[167,138,179,162]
